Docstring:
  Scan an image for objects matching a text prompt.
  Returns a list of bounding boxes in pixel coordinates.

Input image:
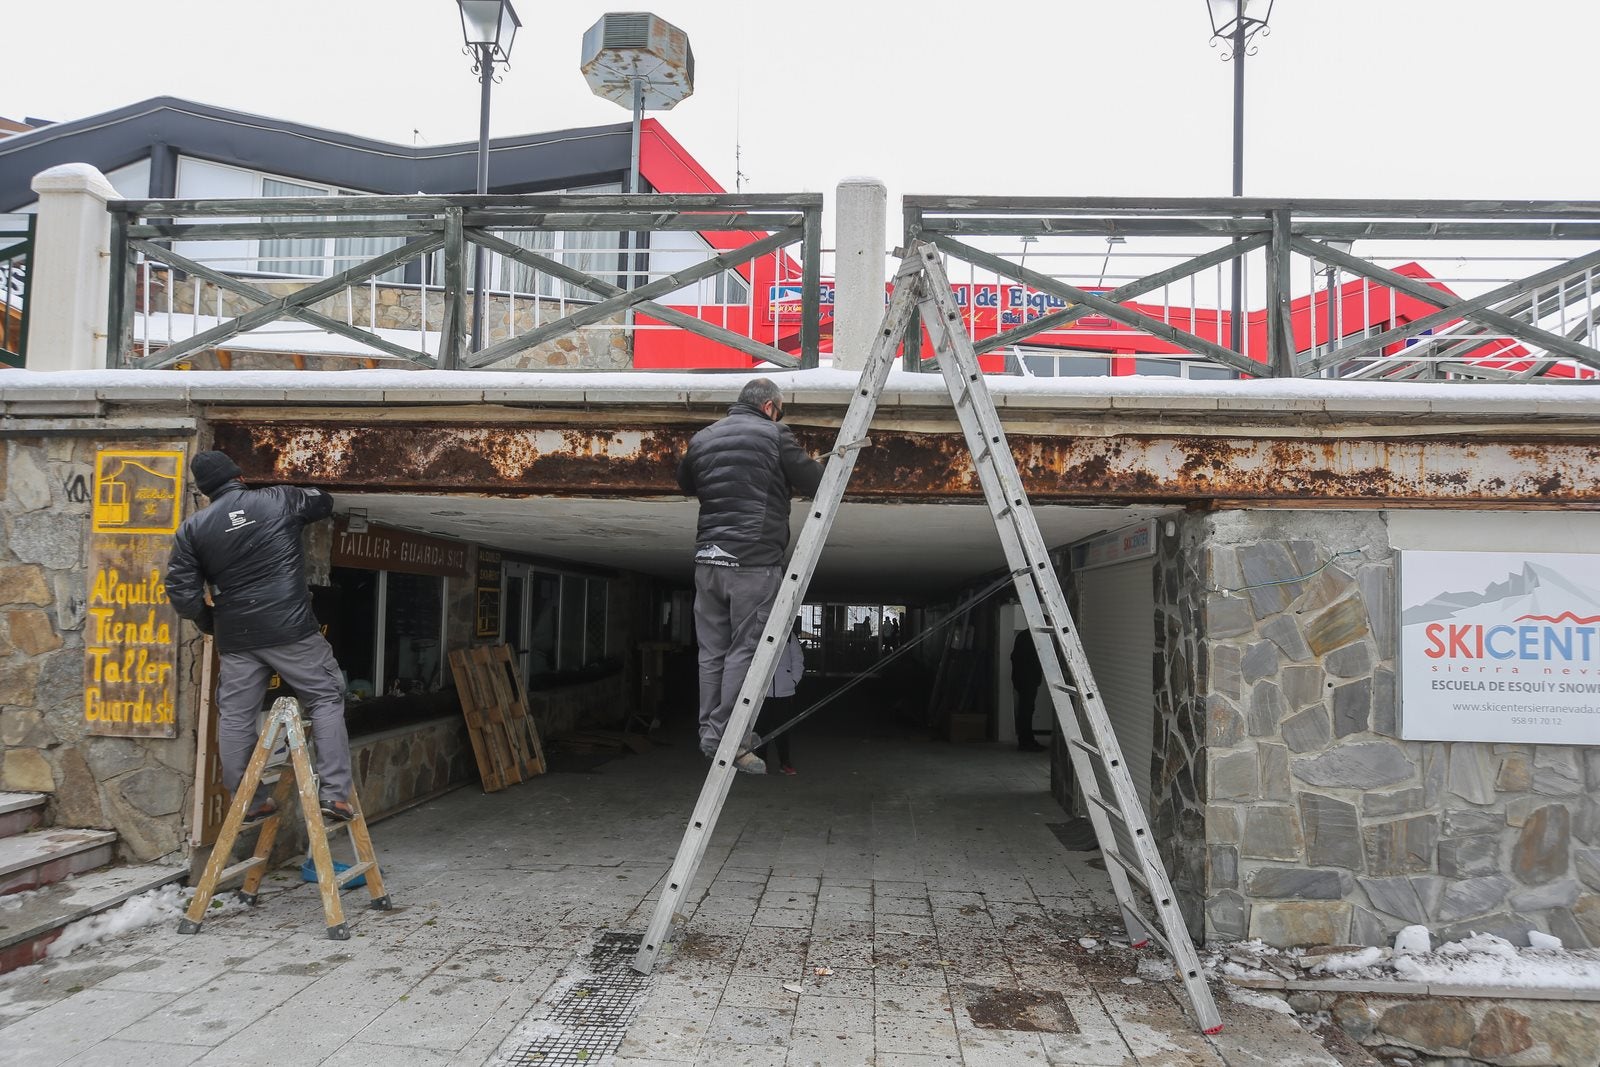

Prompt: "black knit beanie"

[191,450,242,496]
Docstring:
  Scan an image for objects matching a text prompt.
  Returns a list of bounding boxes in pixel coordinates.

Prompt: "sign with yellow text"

[85,448,183,737]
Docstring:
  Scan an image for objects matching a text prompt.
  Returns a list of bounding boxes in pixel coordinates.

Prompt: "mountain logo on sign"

[1403,561,1600,627]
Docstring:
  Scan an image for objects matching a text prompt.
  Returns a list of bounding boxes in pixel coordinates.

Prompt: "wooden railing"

[904,196,1600,380]
[105,193,824,372]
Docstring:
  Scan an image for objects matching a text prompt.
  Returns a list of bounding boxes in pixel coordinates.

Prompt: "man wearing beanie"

[166,449,356,822]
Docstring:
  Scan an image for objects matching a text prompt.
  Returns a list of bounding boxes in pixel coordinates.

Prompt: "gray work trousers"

[693,563,781,755]
[216,632,353,805]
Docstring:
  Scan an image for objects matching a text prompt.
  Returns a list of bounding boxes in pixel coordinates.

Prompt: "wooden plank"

[133,235,442,367]
[470,231,798,369]
[466,227,801,368]
[462,212,804,232]
[448,648,505,791]
[1296,240,1600,373]
[128,240,435,368]
[930,234,1273,378]
[440,208,467,370]
[111,192,823,218]
[972,233,1270,355]
[488,644,546,775]
[901,194,1600,219]
[472,646,531,780]
[801,204,822,368]
[127,219,438,241]
[1267,209,1295,378]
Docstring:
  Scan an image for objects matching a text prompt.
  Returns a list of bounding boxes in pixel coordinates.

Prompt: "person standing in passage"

[677,378,824,773]
[758,619,806,775]
[1010,627,1047,752]
[165,450,356,821]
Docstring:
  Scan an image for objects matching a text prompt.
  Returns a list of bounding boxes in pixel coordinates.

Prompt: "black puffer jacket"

[677,402,824,567]
[165,480,333,652]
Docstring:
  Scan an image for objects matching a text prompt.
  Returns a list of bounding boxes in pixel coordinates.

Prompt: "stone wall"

[1302,989,1600,1067]
[1199,510,1600,950]
[353,716,472,821]
[532,672,632,740]
[143,272,630,370]
[1151,517,1209,937]
[1,438,197,862]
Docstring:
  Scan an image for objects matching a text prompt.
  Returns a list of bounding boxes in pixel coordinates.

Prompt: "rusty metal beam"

[213,420,1600,506]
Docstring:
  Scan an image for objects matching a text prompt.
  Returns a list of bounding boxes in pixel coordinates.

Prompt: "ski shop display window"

[326,519,470,704]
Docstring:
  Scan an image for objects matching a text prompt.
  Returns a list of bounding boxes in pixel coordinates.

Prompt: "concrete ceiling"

[337,493,1172,602]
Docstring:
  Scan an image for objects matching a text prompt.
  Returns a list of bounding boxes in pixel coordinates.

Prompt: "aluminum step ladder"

[632,242,1221,1034]
[178,696,391,939]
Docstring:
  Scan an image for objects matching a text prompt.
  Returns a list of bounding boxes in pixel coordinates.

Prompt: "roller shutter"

[1076,560,1156,816]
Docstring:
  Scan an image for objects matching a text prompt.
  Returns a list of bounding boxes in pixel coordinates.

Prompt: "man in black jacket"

[1010,628,1047,752]
[678,379,824,773]
[165,450,355,821]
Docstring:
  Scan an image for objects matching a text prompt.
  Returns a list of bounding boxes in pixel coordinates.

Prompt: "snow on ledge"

[2,366,1600,416]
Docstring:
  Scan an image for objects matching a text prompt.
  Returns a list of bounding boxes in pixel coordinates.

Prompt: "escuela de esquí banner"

[1399,549,1600,745]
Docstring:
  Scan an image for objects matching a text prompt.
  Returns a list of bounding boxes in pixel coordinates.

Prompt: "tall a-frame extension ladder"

[632,242,1221,1034]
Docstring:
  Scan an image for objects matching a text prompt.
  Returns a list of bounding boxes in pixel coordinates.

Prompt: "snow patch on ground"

[1214,931,1600,992]
[1225,985,1296,1015]
[46,885,248,960]
[1311,947,1384,975]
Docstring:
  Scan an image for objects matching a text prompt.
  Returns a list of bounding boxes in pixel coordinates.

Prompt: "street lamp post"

[457,0,520,359]
[1205,0,1273,357]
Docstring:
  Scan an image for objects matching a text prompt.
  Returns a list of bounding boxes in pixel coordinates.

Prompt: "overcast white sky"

[9,0,1597,208]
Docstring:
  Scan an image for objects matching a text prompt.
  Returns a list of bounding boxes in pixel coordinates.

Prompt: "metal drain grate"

[501,931,648,1067]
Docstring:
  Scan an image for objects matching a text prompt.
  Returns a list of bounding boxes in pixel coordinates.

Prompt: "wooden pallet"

[448,645,546,792]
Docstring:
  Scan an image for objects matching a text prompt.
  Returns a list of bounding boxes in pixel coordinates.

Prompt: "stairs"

[0,791,184,972]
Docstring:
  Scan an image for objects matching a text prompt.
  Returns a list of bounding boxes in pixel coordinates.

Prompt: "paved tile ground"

[0,721,1358,1066]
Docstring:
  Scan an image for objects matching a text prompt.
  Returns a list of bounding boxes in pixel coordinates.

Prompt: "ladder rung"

[1050,681,1078,695]
[216,856,267,885]
[1068,737,1101,759]
[336,861,374,887]
[1086,792,1130,825]
[1102,846,1153,893]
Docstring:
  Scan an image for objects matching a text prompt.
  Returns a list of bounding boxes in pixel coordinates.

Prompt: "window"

[382,572,446,694]
[513,568,608,682]
[1056,356,1111,377]
[322,567,445,700]
[258,178,326,276]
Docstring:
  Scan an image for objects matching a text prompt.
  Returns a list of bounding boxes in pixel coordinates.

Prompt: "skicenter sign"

[1399,550,1600,744]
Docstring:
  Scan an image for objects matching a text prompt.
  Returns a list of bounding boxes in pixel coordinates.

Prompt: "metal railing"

[904,196,1600,380]
[1,213,33,368]
[105,193,824,371]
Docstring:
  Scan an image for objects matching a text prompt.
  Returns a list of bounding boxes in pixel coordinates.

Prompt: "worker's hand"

[196,605,215,635]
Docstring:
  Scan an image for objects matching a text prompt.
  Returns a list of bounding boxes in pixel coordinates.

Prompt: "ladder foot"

[368,895,392,911]
[326,923,350,940]
[1130,938,1150,949]
[236,891,259,906]
[1204,1024,1225,1035]
[176,918,202,935]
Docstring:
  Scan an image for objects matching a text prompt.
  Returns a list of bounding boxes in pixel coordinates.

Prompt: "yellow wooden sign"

[92,450,182,534]
[85,448,184,738]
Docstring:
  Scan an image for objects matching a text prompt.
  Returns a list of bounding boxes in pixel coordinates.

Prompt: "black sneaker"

[321,799,356,822]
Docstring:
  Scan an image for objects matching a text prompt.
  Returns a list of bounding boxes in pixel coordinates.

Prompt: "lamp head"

[1206,0,1273,39]
[458,0,520,62]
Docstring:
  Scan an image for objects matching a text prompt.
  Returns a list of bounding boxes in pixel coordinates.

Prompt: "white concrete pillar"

[833,177,887,371]
[28,163,119,371]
